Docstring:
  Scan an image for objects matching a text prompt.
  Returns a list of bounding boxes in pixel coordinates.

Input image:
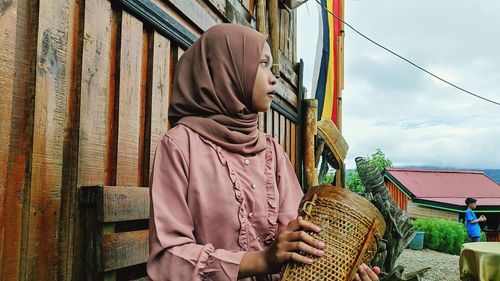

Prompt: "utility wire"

[313,0,500,106]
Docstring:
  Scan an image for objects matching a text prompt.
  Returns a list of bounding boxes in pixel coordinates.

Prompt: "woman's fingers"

[357,264,379,281]
[288,231,325,250]
[287,252,313,265]
[286,217,321,233]
[287,241,324,257]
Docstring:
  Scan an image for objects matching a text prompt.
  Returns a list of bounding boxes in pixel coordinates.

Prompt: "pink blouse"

[147,124,303,280]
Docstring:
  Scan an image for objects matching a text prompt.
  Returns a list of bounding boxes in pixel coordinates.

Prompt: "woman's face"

[251,42,277,112]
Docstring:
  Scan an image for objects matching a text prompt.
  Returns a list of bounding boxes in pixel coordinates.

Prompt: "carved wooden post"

[256,0,266,34]
[304,99,318,189]
[267,0,280,77]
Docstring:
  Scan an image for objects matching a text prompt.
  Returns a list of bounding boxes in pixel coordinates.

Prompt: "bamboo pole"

[338,0,345,187]
[267,0,279,77]
[304,99,318,189]
[256,0,266,34]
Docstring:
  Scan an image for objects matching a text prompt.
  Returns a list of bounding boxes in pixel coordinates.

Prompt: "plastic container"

[409,231,425,250]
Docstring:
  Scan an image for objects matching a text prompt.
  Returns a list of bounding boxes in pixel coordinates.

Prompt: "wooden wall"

[406,201,459,221]
[0,0,303,280]
[486,232,500,242]
[385,179,410,211]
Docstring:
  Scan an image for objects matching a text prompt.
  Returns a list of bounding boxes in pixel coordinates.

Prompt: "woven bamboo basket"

[280,185,386,281]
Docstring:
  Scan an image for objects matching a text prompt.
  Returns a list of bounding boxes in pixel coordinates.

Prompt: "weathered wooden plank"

[255,0,266,34]
[279,9,286,53]
[149,32,171,176]
[150,0,202,37]
[291,122,297,172]
[280,9,289,58]
[207,0,253,26]
[26,0,77,278]
[275,79,297,108]
[285,119,291,159]
[80,185,150,223]
[273,110,279,140]
[103,186,150,222]
[116,12,143,186]
[258,112,265,131]
[279,50,298,89]
[168,0,222,31]
[0,0,36,279]
[0,0,20,278]
[58,0,87,279]
[265,110,272,134]
[79,0,112,187]
[292,9,297,63]
[106,8,121,186]
[139,30,149,186]
[268,0,279,76]
[102,230,149,272]
[279,114,285,148]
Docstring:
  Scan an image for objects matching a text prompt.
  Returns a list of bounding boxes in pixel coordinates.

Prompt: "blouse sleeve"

[147,135,245,281]
[274,141,304,231]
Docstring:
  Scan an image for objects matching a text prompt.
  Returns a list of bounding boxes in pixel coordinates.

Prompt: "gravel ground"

[395,249,460,281]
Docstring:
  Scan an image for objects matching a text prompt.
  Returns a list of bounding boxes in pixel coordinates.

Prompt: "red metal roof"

[385,168,500,207]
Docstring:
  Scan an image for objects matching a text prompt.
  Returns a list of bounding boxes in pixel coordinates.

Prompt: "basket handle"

[301,193,318,220]
[346,219,378,281]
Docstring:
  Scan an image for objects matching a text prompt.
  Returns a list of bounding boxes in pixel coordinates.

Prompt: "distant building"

[383,168,500,242]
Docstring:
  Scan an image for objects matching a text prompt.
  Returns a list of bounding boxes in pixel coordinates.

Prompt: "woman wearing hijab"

[147,24,379,281]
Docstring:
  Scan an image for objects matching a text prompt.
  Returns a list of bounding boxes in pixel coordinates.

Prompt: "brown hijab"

[168,24,268,155]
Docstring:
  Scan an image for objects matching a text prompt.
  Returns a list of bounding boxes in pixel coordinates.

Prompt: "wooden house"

[384,168,500,242]
[0,0,306,280]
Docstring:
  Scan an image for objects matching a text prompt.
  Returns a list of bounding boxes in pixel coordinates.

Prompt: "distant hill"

[483,169,500,184]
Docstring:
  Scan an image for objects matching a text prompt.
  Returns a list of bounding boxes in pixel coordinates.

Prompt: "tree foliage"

[347,149,392,192]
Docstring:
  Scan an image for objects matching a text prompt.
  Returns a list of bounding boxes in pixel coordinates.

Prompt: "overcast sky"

[297,1,500,170]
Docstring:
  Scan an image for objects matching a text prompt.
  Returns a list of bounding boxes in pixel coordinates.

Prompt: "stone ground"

[395,248,460,281]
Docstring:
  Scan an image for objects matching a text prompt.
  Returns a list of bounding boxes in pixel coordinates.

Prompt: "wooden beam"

[117,0,197,49]
[256,0,266,34]
[116,12,143,186]
[102,186,149,223]
[168,0,222,31]
[267,0,280,77]
[26,0,77,278]
[278,51,298,89]
[76,5,115,269]
[0,0,37,279]
[80,185,150,223]
[303,99,318,189]
[102,230,149,272]
[275,79,297,109]
[148,32,171,177]
[279,114,286,148]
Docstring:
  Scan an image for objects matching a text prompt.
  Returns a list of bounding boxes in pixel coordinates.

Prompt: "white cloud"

[297,0,500,170]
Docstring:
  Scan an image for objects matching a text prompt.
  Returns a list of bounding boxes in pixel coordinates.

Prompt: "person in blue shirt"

[465,197,487,242]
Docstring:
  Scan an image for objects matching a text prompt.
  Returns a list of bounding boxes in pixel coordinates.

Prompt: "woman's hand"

[353,264,380,281]
[264,216,325,273]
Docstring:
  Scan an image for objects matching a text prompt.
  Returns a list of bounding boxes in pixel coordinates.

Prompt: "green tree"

[347,149,392,192]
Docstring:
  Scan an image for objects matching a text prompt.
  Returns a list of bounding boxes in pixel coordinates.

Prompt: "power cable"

[313,0,500,106]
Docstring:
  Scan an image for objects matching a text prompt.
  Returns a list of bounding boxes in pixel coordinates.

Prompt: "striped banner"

[313,0,342,124]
